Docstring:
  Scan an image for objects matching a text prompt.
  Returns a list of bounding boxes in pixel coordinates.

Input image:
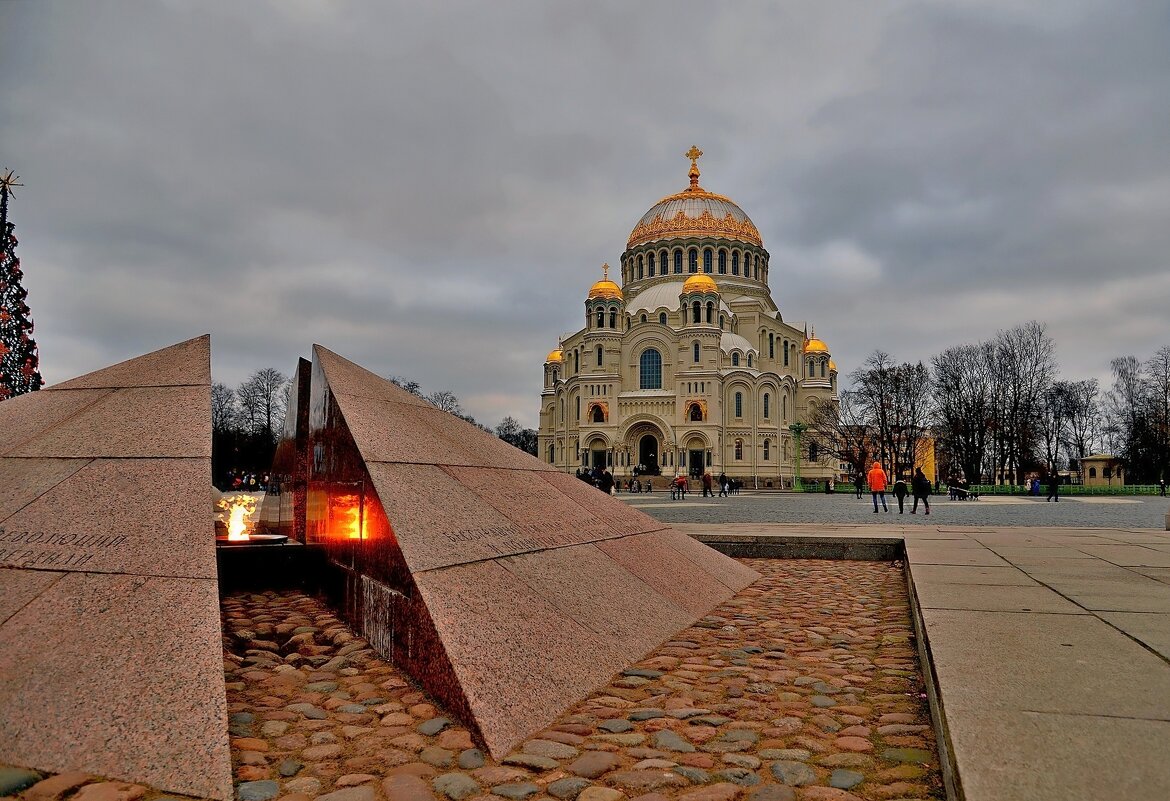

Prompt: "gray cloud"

[1,0,1167,427]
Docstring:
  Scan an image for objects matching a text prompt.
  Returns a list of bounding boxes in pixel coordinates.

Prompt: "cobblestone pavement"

[210,559,942,801]
[623,491,1169,530]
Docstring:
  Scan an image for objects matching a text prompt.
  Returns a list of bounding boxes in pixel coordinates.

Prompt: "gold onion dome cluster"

[682,273,719,294]
[626,146,762,249]
[587,263,623,300]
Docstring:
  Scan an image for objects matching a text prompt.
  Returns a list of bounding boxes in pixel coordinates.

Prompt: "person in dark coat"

[1047,473,1059,502]
[892,476,909,513]
[702,471,714,497]
[599,469,615,495]
[911,468,931,515]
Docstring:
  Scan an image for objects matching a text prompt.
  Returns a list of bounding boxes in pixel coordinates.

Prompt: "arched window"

[754,256,760,280]
[551,369,558,383]
[718,250,727,274]
[720,314,725,329]
[735,391,743,417]
[732,252,740,275]
[641,313,647,323]
[647,252,656,277]
[659,311,668,325]
[575,396,580,420]
[1089,467,1097,478]
[763,439,770,460]
[674,250,683,274]
[820,360,826,378]
[782,394,788,421]
[692,300,701,323]
[548,444,555,463]
[591,405,605,423]
[784,341,790,367]
[689,403,703,422]
[693,341,701,363]
[596,309,604,328]
[769,334,774,359]
[559,399,564,422]
[688,248,698,273]
[609,308,617,329]
[705,301,713,323]
[703,248,713,273]
[732,353,740,367]
[748,354,753,368]
[763,393,770,419]
[574,351,579,372]
[596,345,603,366]
[809,442,819,462]
[735,439,743,460]
[808,358,814,375]
[636,256,644,279]
[639,349,662,389]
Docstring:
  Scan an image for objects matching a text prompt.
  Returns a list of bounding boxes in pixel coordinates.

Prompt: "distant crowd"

[224,470,271,492]
[574,467,745,501]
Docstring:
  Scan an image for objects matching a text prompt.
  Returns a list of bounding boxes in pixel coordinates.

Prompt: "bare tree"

[426,390,463,416]
[849,352,933,478]
[211,381,237,434]
[236,368,288,442]
[932,342,994,482]
[1062,379,1100,479]
[806,389,872,483]
[991,322,1057,484]
[496,416,538,455]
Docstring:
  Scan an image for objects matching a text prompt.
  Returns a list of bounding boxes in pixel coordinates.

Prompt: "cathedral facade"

[538,148,838,486]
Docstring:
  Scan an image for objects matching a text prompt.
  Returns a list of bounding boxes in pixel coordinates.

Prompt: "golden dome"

[627,146,762,249]
[682,273,719,294]
[587,263,623,300]
[829,360,837,371]
[804,329,830,354]
[546,348,563,363]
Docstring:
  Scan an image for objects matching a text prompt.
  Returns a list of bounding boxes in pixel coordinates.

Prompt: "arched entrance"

[638,434,659,475]
[686,435,708,479]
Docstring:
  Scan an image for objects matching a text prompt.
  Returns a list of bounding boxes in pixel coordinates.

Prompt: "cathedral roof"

[720,332,756,355]
[804,333,829,354]
[626,147,762,249]
[546,348,563,363]
[626,281,731,315]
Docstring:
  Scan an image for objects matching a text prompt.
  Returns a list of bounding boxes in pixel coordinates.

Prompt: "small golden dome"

[829,360,837,371]
[682,273,719,294]
[587,263,623,301]
[546,348,563,363]
[804,327,830,354]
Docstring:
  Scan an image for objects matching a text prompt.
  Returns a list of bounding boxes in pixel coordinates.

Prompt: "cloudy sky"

[2,1,1167,428]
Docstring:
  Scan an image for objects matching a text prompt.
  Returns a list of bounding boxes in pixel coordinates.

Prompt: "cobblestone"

[0,559,943,801]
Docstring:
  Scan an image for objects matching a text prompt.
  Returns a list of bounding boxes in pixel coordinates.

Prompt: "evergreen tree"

[0,170,42,400]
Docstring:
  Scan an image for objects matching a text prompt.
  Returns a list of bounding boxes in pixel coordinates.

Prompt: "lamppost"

[789,422,808,491]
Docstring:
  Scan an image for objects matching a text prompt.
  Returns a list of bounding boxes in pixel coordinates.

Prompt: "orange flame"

[333,493,365,540]
[217,495,258,540]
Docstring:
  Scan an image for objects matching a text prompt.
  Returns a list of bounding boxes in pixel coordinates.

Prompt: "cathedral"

[538,148,838,487]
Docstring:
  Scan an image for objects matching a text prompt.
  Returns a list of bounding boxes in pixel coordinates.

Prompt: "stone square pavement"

[677,522,1170,800]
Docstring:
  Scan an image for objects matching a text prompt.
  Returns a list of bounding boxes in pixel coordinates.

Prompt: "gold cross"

[602,263,610,280]
[684,146,703,188]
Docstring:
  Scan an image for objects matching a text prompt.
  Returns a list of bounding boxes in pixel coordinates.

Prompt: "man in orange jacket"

[867,460,890,513]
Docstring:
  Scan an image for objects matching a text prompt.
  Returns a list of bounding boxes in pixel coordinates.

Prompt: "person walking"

[1047,472,1059,502]
[600,469,616,496]
[867,461,889,513]
[911,468,932,515]
[855,473,864,499]
[892,476,909,514]
[702,471,714,497]
[1160,478,1166,497]
[718,472,729,498]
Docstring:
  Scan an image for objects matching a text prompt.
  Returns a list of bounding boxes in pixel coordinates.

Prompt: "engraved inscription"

[0,527,127,568]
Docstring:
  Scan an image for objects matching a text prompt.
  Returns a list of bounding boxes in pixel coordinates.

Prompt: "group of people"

[864,461,932,514]
[224,470,270,492]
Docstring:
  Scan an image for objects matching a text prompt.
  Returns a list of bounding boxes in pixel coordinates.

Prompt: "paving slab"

[1096,611,1170,659]
[946,708,1170,801]
[913,582,1086,614]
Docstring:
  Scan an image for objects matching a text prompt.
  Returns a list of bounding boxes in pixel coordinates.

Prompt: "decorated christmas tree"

[0,169,43,400]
